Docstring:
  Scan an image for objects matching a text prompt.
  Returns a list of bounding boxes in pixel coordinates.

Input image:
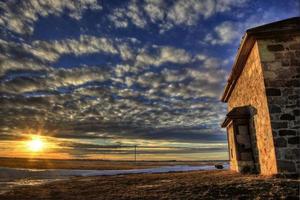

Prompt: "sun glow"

[26,136,44,152]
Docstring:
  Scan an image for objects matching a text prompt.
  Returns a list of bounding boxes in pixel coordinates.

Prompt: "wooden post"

[134,145,137,163]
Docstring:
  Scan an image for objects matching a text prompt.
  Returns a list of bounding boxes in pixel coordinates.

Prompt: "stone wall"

[257,35,300,174]
[228,42,277,175]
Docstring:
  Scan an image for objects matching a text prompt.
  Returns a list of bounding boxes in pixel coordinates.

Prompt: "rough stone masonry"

[221,17,300,175]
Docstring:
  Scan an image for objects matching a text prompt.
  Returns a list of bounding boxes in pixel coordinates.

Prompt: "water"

[0,164,229,194]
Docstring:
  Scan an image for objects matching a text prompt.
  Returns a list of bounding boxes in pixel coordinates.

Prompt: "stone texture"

[280,114,295,120]
[289,43,300,50]
[278,130,296,136]
[267,44,284,51]
[291,58,300,66]
[228,42,277,175]
[266,88,281,96]
[285,149,300,160]
[277,160,296,172]
[271,122,288,129]
[288,137,300,145]
[293,109,300,116]
[258,36,300,174]
[274,138,287,147]
[288,95,299,100]
[224,33,300,175]
[269,105,281,113]
[286,80,300,87]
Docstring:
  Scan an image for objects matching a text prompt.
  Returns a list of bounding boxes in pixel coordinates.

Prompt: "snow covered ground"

[0,164,228,194]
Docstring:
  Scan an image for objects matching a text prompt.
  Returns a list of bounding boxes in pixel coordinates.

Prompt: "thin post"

[134,145,137,163]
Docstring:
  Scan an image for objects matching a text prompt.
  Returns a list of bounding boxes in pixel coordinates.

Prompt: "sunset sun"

[26,137,44,152]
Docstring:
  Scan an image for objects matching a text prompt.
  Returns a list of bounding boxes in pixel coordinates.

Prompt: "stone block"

[264,80,285,87]
[266,88,281,96]
[286,80,300,87]
[267,44,284,51]
[289,43,300,50]
[288,95,299,100]
[272,130,278,137]
[259,42,275,62]
[274,52,284,60]
[285,52,295,58]
[286,104,299,109]
[288,136,300,145]
[280,114,295,120]
[264,71,277,79]
[281,59,290,66]
[278,129,296,136]
[285,149,300,160]
[277,160,296,172]
[274,36,294,43]
[281,88,294,96]
[275,149,282,159]
[292,74,300,79]
[269,96,288,105]
[274,137,287,147]
[269,105,281,113]
[271,122,288,129]
[291,58,300,66]
[293,109,300,116]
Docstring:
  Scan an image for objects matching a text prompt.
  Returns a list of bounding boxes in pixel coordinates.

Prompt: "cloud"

[1,67,109,94]
[30,35,118,63]
[62,140,227,155]
[144,0,165,23]
[108,8,129,28]
[204,4,300,46]
[166,0,215,26]
[135,46,192,67]
[108,0,147,29]
[204,21,241,45]
[108,0,249,32]
[0,0,102,35]
[215,0,248,12]
[0,30,228,151]
[0,39,48,76]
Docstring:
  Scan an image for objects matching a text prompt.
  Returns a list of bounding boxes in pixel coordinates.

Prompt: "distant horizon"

[0,156,229,162]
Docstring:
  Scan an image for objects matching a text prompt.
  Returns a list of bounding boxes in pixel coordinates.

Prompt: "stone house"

[221,17,300,175]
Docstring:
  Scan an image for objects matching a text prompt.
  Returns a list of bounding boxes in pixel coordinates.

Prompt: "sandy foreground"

[0,170,299,200]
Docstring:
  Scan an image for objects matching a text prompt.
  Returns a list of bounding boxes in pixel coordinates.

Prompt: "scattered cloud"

[0,0,295,159]
[30,35,118,63]
[108,0,249,32]
[204,21,240,45]
[135,46,192,67]
[0,0,102,35]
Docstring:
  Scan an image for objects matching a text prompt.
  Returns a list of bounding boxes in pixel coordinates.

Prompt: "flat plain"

[0,170,299,200]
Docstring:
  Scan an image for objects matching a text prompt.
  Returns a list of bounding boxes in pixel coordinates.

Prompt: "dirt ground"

[1,170,299,200]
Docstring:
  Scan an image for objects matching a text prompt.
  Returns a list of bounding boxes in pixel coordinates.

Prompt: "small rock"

[215,164,224,169]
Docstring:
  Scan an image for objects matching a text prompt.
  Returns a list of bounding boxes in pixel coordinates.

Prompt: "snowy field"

[0,164,228,194]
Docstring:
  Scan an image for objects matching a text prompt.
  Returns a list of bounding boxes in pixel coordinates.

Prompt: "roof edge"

[221,17,300,103]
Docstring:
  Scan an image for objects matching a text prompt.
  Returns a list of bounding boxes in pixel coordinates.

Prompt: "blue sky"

[0,0,299,160]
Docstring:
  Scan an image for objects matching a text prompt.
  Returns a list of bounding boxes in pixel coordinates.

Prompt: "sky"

[0,0,299,160]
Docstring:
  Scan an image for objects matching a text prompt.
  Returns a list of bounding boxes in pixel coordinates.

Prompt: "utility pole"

[134,145,137,163]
